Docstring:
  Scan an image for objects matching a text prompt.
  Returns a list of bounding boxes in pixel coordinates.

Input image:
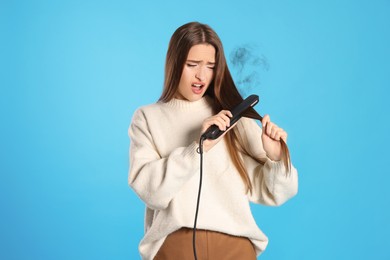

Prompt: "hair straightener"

[193,94,259,260]
[201,94,259,140]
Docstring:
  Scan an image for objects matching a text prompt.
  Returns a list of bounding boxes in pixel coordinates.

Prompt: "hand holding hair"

[261,114,289,162]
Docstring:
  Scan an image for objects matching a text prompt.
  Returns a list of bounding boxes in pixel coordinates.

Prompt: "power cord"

[193,136,206,260]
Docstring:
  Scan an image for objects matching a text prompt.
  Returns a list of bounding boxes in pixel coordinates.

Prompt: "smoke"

[229,44,269,96]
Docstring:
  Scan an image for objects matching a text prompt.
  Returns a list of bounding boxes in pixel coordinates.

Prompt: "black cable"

[193,136,205,260]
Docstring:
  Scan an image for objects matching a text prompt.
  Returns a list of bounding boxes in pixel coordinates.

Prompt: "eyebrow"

[187,59,215,65]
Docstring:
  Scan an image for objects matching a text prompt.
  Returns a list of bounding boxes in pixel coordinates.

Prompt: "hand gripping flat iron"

[201,94,259,140]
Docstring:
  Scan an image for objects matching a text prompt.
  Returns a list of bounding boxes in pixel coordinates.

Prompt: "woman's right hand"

[200,110,234,152]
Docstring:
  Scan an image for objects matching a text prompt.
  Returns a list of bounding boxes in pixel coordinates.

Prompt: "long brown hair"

[159,22,291,194]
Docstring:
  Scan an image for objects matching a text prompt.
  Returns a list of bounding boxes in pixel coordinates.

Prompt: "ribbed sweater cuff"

[184,141,201,164]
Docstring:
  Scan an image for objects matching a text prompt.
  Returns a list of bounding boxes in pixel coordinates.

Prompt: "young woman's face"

[175,44,216,102]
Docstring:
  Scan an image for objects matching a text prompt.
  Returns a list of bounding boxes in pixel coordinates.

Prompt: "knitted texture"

[128,96,298,260]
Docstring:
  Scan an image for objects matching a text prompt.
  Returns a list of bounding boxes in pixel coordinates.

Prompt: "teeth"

[192,84,203,88]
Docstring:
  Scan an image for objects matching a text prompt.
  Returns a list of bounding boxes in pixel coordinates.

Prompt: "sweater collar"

[162,96,213,110]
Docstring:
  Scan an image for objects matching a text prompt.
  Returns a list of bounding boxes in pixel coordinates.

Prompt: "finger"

[202,117,221,132]
[219,114,231,127]
[217,111,232,126]
[271,126,278,139]
[203,114,229,131]
[220,110,233,118]
[218,121,239,138]
[280,132,288,142]
[275,128,287,142]
[271,123,282,139]
[274,131,281,141]
[274,128,285,141]
[213,116,228,131]
[262,114,270,129]
[266,122,275,136]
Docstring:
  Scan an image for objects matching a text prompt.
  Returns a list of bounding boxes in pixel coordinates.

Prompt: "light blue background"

[1,0,389,259]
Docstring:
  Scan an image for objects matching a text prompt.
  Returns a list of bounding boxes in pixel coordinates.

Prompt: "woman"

[128,22,298,260]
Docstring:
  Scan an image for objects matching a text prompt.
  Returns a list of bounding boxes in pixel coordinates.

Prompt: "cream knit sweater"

[128,96,298,260]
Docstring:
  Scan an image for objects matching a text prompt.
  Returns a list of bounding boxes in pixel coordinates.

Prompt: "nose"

[195,67,206,81]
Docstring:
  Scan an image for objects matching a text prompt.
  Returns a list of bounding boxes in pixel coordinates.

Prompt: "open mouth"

[191,83,205,94]
[192,83,204,89]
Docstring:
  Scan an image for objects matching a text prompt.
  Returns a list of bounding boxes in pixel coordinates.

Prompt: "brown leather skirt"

[154,227,257,260]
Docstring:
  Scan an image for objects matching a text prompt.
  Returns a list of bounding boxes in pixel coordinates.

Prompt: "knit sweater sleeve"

[236,117,299,206]
[128,108,200,210]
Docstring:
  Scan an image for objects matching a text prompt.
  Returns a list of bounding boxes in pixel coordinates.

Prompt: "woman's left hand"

[261,115,288,161]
